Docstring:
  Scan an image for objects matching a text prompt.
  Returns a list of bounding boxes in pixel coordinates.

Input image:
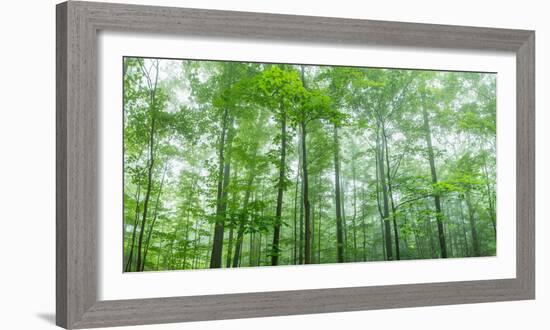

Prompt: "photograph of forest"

[123,57,497,272]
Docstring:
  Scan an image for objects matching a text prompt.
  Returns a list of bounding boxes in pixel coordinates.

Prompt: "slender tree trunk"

[317,192,322,263]
[251,232,255,267]
[142,162,168,269]
[482,156,497,235]
[136,115,156,272]
[379,217,387,260]
[298,129,305,265]
[376,129,393,260]
[361,187,368,262]
[311,178,317,262]
[333,124,345,263]
[341,181,348,260]
[421,99,447,258]
[272,111,287,266]
[233,170,255,267]
[374,151,387,261]
[193,220,201,269]
[301,121,312,264]
[458,199,470,256]
[226,221,234,268]
[401,215,410,258]
[351,155,358,262]
[444,208,454,258]
[125,180,141,272]
[210,112,234,268]
[156,220,164,270]
[382,128,400,260]
[182,216,190,269]
[225,168,239,268]
[465,190,481,256]
[412,218,424,258]
[136,60,159,272]
[292,168,299,265]
[258,231,262,266]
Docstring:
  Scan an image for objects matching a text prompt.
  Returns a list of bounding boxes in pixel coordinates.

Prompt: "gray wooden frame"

[56,1,535,328]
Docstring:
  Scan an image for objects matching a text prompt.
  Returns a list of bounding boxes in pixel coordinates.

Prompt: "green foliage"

[123,58,497,271]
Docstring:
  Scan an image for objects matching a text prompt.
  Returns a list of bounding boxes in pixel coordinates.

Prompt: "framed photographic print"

[56,1,535,328]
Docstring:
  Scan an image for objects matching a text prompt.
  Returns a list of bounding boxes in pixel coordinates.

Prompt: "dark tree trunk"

[226,220,234,268]
[125,180,141,272]
[271,111,287,266]
[233,169,255,268]
[351,155,358,262]
[182,213,191,269]
[333,124,345,263]
[411,218,424,258]
[482,156,497,236]
[458,199,470,256]
[341,181,348,261]
[376,129,393,261]
[142,162,168,269]
[136,115,156,272]
[298,130,305,265]
[382,128,400,260]
[317,191,322,263]
[421,100,448,258]
[465,190,481,256]
[135,59,159,272]
[301,121,312,264]
[210,111,234,268]
[292,167,299,264]
[361,187,368,262]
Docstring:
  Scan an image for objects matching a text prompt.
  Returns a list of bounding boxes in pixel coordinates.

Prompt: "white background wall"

[0,0,547,329]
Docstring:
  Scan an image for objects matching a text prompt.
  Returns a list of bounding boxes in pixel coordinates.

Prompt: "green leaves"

[123,57,497,271]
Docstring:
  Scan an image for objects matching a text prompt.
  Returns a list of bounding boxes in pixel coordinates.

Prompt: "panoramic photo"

[122,57,497,272]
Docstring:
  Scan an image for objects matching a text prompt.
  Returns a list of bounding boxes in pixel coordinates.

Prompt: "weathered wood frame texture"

[56,1,535,328]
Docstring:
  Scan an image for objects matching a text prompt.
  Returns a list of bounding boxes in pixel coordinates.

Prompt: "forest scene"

[123,57,497,272]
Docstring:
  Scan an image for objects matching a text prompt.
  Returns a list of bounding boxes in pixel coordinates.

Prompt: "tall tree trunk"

[272,111,287,266]
[299,179,304,263]
[136,115,156,271]
[458,199,470,256]
[421,100,448,258]
[333,124,345,263]
[142,162,168,269]
[301,121,312,264]
[411,218,424,258]
[226,220,234,268]
[361,187,368,262]
[311,179,316,262]
[444,207,454,258]
[351,154,358,262]
[258,231,262,266]
[465,190,481,256]
[182,214,191,269]
[482,156,497,236]
[376,129,393,261]
[125,180,141,272]
[233,169,256,267]
[225,168,239,268]
[379,217,387,260]
[210,111,234,268]
[192,213,202,269]
[317,191,322,263]
[292,168,299,265]
[156,220,164,270]
[249,230,254,267]
[382,128,400,260]
[341,181,348,260]
[136,60,159,272]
